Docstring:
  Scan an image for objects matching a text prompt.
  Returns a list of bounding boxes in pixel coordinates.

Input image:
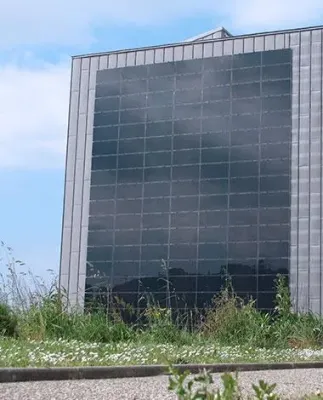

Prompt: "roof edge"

[72,24,323,59]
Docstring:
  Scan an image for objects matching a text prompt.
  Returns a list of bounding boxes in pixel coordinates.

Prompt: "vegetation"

[0,302,17,337]
[168,367,323,399]
[168,367,280,400]
[1,242,323,398]
[1,242,323,369]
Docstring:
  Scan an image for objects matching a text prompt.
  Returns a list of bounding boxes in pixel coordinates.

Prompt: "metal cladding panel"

[60,55,95,309]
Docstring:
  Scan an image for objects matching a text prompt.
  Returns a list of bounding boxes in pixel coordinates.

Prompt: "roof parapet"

[184,26,232,42]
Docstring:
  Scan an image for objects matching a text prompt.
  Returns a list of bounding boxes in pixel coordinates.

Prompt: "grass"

[1,242,323,369]
[1,339,323,368]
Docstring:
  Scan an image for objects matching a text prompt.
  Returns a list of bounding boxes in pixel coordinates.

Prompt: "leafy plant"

[168,367,281,399]
[274,275,292,319]
[168,366,224,400]
[168,367,241,400]
[219,373,241,400]
[168,367,279,400]
[252,380,280,400]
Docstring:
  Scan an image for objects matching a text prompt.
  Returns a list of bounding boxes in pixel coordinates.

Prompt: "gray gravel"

[0,369,323,399]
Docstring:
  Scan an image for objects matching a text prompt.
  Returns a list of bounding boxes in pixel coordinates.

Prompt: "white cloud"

[0,60,69,169]
[1,0,322,48]
[0,0,210,48]
[221,0,323,32]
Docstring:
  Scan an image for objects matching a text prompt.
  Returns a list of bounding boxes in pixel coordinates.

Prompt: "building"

[59,25,323,315]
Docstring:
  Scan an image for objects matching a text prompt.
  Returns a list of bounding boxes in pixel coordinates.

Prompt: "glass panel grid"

[86,49,292,311]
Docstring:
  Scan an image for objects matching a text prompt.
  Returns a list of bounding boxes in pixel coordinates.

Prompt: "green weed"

[168,366,281,399]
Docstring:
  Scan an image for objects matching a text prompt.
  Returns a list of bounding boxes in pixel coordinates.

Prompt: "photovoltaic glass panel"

[86,49,292,311]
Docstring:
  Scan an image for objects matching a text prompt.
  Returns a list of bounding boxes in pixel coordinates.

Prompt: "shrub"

[141,305,193,345]
[19,291,134,343]
[274,275,292,319]
[202,281,273,348]
[0,303,18,337]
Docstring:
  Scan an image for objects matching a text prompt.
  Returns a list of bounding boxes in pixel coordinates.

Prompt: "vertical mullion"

[138,63,148,313]
[111,72,121,311]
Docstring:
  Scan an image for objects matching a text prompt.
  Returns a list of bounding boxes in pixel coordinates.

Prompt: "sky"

[0,0,323,282]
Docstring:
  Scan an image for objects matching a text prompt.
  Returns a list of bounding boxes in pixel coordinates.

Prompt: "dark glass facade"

[86,49,292,311]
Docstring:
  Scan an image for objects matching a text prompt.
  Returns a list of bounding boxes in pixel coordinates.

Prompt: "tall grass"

[0,242,55,310]
[202,281,273,348]
[202,276,323,349]
[1,242,323,349]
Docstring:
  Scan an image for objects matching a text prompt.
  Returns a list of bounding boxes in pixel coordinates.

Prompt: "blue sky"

[0,0,322,282]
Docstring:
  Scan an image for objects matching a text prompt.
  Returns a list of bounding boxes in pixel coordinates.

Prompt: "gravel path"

[1,369,323,399]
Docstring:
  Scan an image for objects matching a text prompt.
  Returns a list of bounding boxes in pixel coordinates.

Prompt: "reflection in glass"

[86,49,292,312]
[115,231,141,246]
